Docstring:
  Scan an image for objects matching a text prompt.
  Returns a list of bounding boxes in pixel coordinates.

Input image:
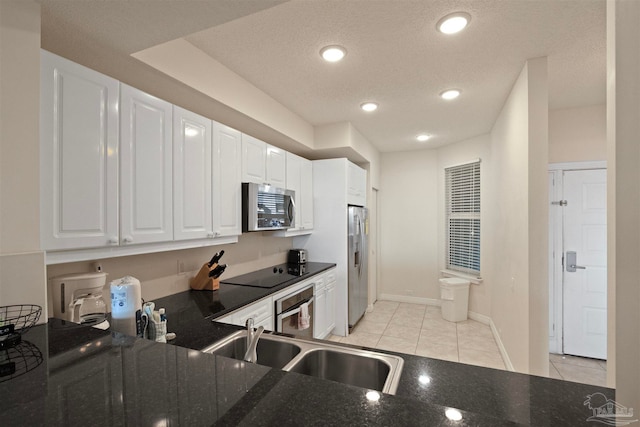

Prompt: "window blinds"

[445,160,481,275]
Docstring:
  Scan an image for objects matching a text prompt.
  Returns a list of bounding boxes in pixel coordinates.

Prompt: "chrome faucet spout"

[245,318,254,351]
[244,324,264,363]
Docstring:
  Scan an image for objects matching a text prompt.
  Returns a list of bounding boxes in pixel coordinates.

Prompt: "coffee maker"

[50,272,108,325]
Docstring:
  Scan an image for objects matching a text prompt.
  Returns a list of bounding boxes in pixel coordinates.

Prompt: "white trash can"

[440,277,471,322]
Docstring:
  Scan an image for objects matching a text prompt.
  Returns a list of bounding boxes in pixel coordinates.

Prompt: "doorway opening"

[548,161,607,361]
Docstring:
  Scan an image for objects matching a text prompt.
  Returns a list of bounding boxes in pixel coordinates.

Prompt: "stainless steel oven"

[275,284,314,339]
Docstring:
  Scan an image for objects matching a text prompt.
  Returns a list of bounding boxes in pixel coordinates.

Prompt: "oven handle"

[278,296,314,321]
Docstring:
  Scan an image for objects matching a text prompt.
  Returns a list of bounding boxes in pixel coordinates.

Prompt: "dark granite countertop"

[0,319,615,426]
[0,261,615,425]
[152,262,336,330]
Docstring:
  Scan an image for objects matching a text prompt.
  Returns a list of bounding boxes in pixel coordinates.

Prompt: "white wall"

[132,39,315,150]
[608,0,640,410]
[46,233,292,311]
[437,134,492,315]
[549,104,606,163]
[0,1,47,316]
[379,150,439,301]
[488,57,548,376]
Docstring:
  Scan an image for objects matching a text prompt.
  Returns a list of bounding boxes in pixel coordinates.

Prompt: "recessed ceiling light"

[437,12,471,35]
[320,45,346,62]
[360,102,378,112]
[440,89,461,100]
[416,134,431,142]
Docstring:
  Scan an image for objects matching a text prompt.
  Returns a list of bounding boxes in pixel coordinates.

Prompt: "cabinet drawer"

[233,298,273,325]
[325,269,336,284]
[313,275,326,291]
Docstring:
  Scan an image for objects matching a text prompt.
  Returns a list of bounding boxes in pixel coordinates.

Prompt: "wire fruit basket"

[0,305,44,382]
[0,305,42,350]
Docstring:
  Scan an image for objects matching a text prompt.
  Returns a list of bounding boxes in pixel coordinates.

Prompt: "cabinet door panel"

[314,287,326,339]
[173,107,212,240]
[40,50,119,250]
[120,84,173,245]
[326,281,336,334]
[241,134,266,184]
[286,152,302,230]
[266,145,286,187]
[347,162,367,207]
[213,122,242,237]
[300,158,314,230]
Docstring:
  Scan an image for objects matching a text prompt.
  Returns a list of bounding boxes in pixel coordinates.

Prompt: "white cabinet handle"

[123,236,133,244]
[207,232,215,238]
[108,236,119,245]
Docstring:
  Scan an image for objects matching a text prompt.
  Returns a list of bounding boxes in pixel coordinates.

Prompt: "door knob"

[566,251,586,272]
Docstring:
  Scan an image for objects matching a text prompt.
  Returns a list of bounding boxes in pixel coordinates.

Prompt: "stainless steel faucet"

[244,318,264,363]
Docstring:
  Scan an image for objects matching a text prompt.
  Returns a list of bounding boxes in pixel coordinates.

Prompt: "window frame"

[445,160,481,276]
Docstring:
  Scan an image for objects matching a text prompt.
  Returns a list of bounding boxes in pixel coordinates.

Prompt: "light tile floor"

[548,353,607,387]
[329,300,609,386]
[329,301,506,371]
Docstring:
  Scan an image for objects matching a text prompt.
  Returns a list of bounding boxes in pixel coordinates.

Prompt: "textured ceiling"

[39,0,287,54]
[40,0,606,153]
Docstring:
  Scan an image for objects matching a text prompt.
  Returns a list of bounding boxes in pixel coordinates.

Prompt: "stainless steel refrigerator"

[348,205,368,330]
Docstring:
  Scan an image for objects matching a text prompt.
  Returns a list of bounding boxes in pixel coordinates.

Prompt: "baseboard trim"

[378,293,441,306]
[377,296,514,372]
[468,311,514,371]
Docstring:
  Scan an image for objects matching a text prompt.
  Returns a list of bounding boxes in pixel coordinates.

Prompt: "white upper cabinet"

[40,50,119,250]
[173,106,212,241]
[241,134,286,187]
[284,152,313,233]
[120,84,173,245]
[300,158,314,230]
[285,152,302,228]
[265,145,286,188]
[241,134,266,184]
[212,121,242,237]
[347,161,367,207]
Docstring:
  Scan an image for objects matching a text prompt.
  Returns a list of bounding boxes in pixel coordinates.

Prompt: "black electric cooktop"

[221,263,308,288]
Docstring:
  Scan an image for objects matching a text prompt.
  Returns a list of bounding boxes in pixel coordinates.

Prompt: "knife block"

[190,263,220,291]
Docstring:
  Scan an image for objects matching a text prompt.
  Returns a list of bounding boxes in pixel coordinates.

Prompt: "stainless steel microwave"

[242,183,295,232]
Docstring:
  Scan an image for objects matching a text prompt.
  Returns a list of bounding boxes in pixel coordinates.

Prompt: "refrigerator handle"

[357,216,363,279]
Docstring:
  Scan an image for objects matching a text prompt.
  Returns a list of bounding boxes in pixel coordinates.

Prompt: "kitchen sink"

[202,332,302,369]
[287,348,392,392]
[203,331,404,394]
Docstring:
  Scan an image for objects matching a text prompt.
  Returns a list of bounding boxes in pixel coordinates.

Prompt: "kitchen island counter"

[0,317,614,426]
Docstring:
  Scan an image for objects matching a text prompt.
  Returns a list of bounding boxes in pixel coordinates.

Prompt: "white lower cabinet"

[325,271,336,334]
[313,275,327,339]
[313,268,336,339]
[216,297,274,331]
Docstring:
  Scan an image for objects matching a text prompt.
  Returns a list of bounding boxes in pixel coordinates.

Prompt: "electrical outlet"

[177,260,186,275]
[405,289,414,296]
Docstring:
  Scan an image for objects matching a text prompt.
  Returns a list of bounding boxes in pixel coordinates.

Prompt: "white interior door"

[563,169,607,359]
